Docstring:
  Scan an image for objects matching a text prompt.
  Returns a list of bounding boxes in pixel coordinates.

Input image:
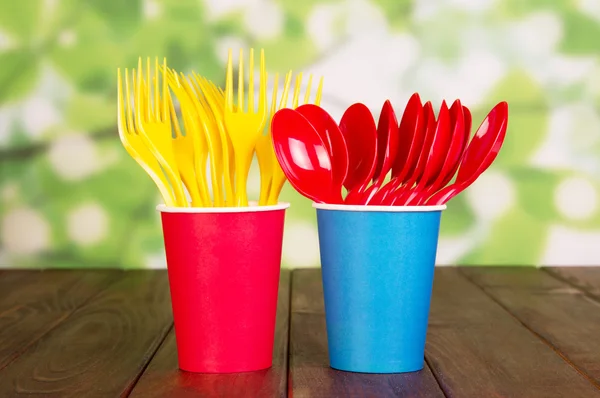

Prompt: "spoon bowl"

[426,102,509,205]
[339,103,378,204]
[296,104,350,191]
[271,108,344,204]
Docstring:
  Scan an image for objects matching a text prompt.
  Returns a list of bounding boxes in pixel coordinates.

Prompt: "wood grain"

[0,270,116,371]
[461,267,600,389]
[128,269,291,398]
[426,267,599,398]
[0,270,173,397]
[289,269,445,398]
[545,267,600,300]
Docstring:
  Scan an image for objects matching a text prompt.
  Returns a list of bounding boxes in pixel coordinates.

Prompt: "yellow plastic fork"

[224,48,268,207]
[135,57,188,207]
[117,68,177,207]
[159,68,207,207]
[168,94,209,208]
[265,72,323,205]
[255,71,291,205]
[190,74,234,206]
[177,73,225,206]
[197,76,236,202]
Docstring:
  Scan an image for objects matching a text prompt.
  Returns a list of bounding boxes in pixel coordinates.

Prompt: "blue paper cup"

[313,202,446,374]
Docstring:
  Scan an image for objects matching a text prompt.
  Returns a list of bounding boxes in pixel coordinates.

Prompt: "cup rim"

[157,201,291,214]
[312,202,446,212]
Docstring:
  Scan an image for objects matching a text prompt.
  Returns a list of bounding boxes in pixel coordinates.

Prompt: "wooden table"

[0,267,599,397]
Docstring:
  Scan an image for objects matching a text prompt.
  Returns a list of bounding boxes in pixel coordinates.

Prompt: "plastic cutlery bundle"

[270,94,509,206]
[116,50,323,207]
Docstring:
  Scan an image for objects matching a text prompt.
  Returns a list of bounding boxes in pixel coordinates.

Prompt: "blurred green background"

[1,0,600,269]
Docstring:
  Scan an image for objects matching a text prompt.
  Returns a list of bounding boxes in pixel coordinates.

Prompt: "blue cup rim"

[312,203,446,212]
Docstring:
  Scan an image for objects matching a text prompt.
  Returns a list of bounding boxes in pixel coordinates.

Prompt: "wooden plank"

[0,270,116,371]
[461,267,600,389]
[129,269,291,398]
[0,270,173,397]
[545,267,600,300]
[426,267,599,398]
[290,269,445,398]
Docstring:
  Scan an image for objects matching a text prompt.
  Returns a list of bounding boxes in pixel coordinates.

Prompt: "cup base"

[329,361,424,374]
[178,362,273,374]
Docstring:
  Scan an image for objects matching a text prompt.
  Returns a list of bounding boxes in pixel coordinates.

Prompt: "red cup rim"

[312,203,446,213]
[156,201,290,214]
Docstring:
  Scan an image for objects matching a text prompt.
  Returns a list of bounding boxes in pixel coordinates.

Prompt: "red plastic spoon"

[404,100,453,205]
[390,101,437,205]
[296,104,350,192]
[271,108,344,204]
[361,100,399,204]
[411,100,467,205]
[339,103,378,204]
[369,93,424,204]
[426,102,509,205]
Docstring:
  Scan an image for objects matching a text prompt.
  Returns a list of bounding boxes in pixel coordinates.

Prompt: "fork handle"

[234,154,254,206]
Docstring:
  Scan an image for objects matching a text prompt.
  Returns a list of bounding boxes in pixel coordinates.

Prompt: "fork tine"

[145,57,152,121]
[292,72,302,108]
[162,57,168,122]
[168,91,182,138]
[238,48,244,111]
[249,48,254,113]
[136,59,145,125]
[124,69,135,134]
[154,57,160,121]
[225,49,234,112]
[315,76,323,106]
[259,48,267,113]
[303,74,313,105]
[279,70,292,109]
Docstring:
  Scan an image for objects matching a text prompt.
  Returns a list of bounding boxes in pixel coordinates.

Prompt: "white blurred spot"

[145,252,167,269]
[57,30,77,47]
[539,55,596,86]
[541,225,600,265]
[48,133,101,181]
[215,36,249,64]
[554,177,597,220]
[532,103,600,173]
[67,203,109,246]
[244,0,283,39]
[577,0,600,23]
[1,184,18,202]
[282,221,320,267]
[43,0,58,11]
[436,234,477,265]
[307,4,343,51]
[412,1,441,21]
[143,0,162,19]
[0,107,15,144]
[413,50,505,107]
[465,171,516,221]
[1,207,51,255]
[530,106,574,169]
[344,0,388,37]
[448,0,497,13]
[509,11,563,59]
[0,29,15,51]
[21,97,61,139]
[205,0,259,20]
[306,32,420,106]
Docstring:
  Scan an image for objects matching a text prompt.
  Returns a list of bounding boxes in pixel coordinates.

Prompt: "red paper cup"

[157,202,290,373]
